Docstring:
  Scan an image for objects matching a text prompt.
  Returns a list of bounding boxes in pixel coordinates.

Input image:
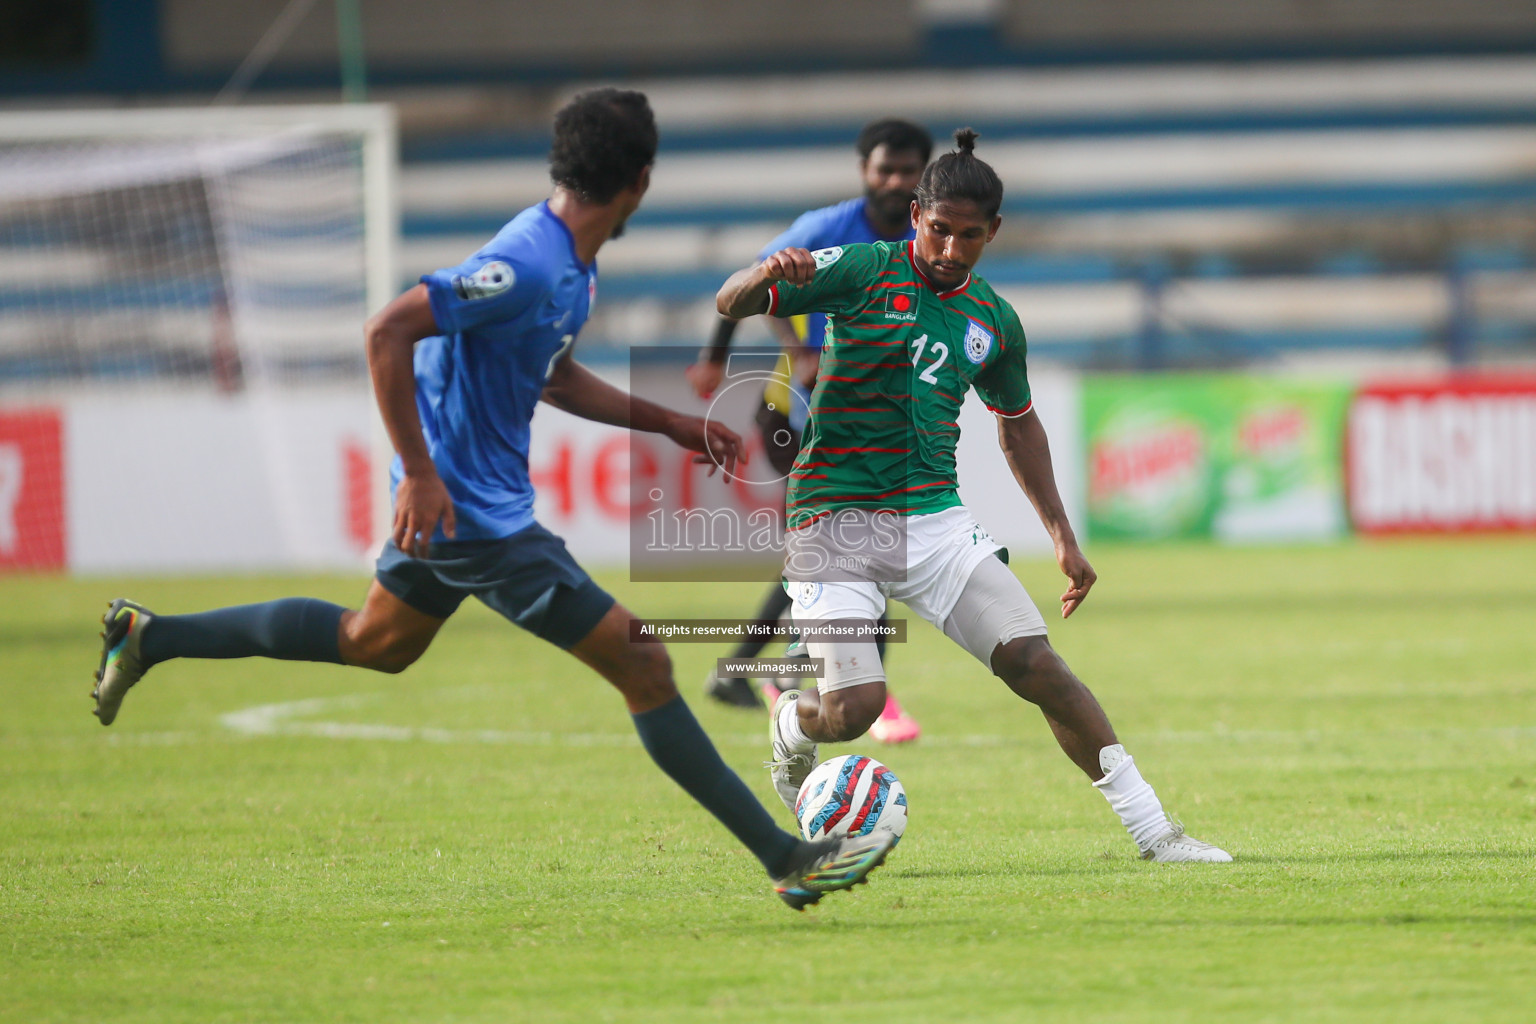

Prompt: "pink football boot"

[867,692,920,744]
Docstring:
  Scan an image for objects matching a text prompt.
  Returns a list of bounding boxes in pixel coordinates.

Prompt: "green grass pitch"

[3,538,1535,1023]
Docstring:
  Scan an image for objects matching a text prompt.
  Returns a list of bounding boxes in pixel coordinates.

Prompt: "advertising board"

[1348,376,1536,533]
[1084,376,1352,543]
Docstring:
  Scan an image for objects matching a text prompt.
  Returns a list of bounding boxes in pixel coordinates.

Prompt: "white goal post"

[0,104,398,573]
[0,104,397,318]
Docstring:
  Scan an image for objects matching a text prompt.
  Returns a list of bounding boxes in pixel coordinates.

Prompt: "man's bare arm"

[716,248,816,318]
[365,283,454,554]
[998,409,1097,618]
[541,356,747,478]
[685,316,742,398]
[542,355,670,431]
[690,301,815,398]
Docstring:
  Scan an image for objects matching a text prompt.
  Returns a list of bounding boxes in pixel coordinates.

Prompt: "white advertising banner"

[65,392,376,573]
[955,368,1083,556]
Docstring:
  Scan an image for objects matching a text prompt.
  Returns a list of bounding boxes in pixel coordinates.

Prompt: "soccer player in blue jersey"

[688,119,932,743]
[89,89,893,910]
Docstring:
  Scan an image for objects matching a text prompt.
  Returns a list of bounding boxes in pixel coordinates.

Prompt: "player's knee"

[820,684,885,742]
[994,635,1069,699]
[613,642,676,705]
[376,644,425,674]
[632,640,672,681]
[342,619,429,674]
[370,634,430,674]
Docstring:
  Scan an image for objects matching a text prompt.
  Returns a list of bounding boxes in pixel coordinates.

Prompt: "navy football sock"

[631,695,800,877]
[141,598,345,667]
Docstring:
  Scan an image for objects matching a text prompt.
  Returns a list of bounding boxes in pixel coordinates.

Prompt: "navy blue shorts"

[374,522,616,650]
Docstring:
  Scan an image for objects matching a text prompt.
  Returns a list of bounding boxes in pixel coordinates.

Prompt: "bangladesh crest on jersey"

[964,319,994,363]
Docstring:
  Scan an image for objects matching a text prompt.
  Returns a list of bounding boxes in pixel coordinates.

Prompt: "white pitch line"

[219,694,646,747]
[216,694,1536,749]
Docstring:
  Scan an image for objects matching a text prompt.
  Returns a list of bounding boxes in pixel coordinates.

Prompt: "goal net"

[0,105,396,573]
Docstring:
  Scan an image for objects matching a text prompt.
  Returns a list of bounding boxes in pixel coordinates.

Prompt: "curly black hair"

[856,118,933,163]
[549,88,658,205]
[914,127,1003,219]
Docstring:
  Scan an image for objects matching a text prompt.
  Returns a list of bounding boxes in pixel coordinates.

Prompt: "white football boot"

[765,689,818,813]
[1141,823,1233,862]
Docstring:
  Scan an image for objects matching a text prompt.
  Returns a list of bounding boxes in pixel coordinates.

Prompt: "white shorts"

[786,506,1048,692]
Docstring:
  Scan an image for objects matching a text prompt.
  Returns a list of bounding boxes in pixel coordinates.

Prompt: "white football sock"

[1092,744,1170,850]
[777,695,814,753]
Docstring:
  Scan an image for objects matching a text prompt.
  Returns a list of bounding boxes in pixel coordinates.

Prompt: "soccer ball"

[795,754,907,844]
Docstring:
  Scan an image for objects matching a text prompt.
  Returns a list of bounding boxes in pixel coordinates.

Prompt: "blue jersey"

[758,196,914,350]
[399,201,594,541]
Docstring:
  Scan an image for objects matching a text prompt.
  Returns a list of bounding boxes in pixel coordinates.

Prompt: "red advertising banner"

[1347,376,1536,534]
[342,436,373,555]
[0,408,66,570]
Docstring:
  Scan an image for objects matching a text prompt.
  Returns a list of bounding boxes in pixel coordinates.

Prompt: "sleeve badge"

[811,246,844,269]
[452,260,515,301]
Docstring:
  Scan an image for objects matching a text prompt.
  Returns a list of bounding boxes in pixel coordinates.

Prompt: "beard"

[867,187,912,226]
[609,217,628,240]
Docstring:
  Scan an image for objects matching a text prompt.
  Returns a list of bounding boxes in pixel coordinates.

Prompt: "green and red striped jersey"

[767,239,1032,522]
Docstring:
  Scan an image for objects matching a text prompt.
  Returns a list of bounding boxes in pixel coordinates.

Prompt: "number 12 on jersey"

[909,333,948,385]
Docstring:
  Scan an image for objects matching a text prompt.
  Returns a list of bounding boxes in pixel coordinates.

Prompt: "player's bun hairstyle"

[549,88,658,205]
[856,118,934,163]
[914,127,1003,219]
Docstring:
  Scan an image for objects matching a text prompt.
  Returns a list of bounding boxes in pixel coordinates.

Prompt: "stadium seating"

[395,56,1536,368]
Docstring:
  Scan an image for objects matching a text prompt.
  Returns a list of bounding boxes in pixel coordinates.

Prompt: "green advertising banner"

[1083,375,1352,542]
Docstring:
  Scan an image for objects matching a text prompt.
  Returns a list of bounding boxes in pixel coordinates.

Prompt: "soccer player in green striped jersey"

[718,129,1231,863]
[689,119,931,742]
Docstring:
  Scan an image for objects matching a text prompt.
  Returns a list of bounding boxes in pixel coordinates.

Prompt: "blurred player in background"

[687,118,932,745]
[90,89,893,910]
[717,129,1231,862]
